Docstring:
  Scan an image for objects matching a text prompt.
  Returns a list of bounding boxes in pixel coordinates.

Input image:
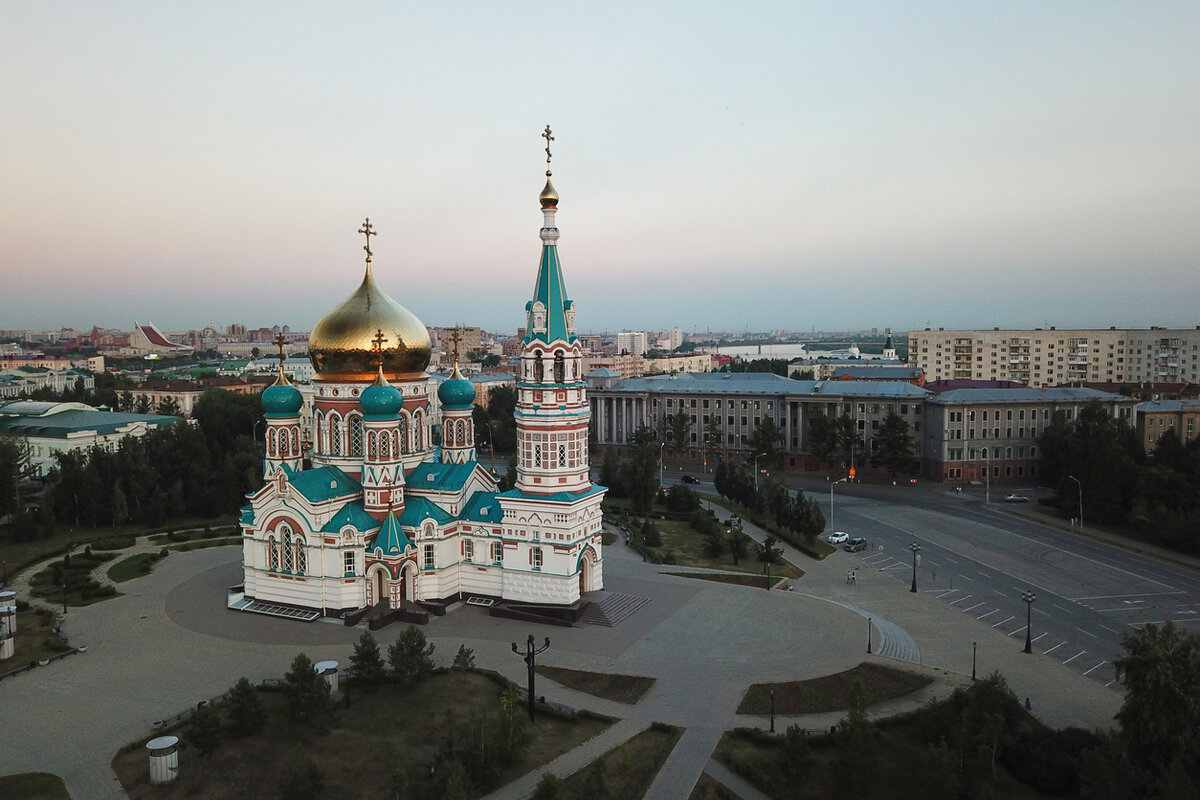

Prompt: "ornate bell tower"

[514,127,591,495]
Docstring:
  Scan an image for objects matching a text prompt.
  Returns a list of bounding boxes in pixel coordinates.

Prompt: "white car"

[827,531,849,544]
[1004,494,1030,503]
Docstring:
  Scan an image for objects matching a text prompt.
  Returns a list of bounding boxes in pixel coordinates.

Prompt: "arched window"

[295,536,307,574]
[380,434,389,459]
[291,429,299,454]
[267,536,279,571]
[267,428,277,456]
[330,416,342,456]
[1030,445,1037,459]
[350,415,364,457]
[554,352,565,383]
[398,417,408,454]
[282,526,294,572]
[533,353,544,382]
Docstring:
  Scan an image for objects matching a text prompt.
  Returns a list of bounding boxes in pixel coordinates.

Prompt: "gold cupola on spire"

[308,218,432,379]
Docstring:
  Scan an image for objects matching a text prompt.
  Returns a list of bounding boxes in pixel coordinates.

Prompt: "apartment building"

[1137,399,1200,450]
[907,327,1200,387]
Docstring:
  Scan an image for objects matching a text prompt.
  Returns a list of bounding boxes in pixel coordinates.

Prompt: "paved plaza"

[1,502,1124,800]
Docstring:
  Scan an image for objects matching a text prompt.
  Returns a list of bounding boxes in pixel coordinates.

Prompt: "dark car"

[681,475,700,484]
[844,537,868,552]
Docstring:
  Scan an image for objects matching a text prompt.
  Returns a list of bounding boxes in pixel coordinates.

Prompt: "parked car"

[1004,494,1030,503]
[844,537,868,552]
[681,474,700,484]
[827,531,849,544]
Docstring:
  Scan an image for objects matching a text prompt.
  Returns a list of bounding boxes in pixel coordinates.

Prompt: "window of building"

[423,544,435,569]
[533,547,543,569]
[350,414,364,456]
[343,551,355,576]
[492,542,503,564]
[463,539,474,561]
[267,536,279,571]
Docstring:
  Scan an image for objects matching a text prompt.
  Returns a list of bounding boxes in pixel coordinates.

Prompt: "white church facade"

[236,135,605,621]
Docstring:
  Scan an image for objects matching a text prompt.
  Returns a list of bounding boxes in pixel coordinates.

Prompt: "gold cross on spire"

[542,125,554,168]
[358,217,377,261]
[449,326,462,364]
[370,328,388,368]
[273,332,288,365]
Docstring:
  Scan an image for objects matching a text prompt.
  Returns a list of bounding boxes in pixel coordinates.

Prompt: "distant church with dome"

[236,131,605,622]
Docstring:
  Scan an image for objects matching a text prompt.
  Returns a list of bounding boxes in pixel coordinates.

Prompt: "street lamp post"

[972,641,977,681]
[1067,474,1083,527]
[984,448,990,505]
[769,688,775,733]
[829,477,848,531]
[908,542,921,593]
[1021,591,1036,653]
[659,442,667,489]
[867,617,873,654]
[62,580,68,614]
[511,634,551,721]
[754,452,767,492]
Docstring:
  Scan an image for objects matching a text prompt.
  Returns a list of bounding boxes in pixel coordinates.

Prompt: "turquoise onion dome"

[261,369,303,417]
[360,367,403,418]
[437,363,476,410]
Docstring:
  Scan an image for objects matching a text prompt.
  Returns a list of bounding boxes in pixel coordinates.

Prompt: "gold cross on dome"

[370,328,388,367]
[542,125,554,165]
[449,326,461,364]
[358,217,377,260]
[273,332,288,365]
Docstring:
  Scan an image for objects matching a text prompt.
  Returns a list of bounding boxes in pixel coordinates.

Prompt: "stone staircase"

[577,592,650,627]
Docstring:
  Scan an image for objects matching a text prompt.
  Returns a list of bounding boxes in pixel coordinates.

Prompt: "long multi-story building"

[907,327,1200,387]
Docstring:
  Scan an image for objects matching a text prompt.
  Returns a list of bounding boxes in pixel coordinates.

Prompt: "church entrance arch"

[578,546,597,593]
[399,561,418,603]
[367,565,390,609]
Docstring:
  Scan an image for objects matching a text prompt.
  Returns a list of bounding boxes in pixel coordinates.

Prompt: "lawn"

[0,772,71,800]
[27,548,121,607]
[535,665,656,704]
[554,722,684,799]
[108,552,168,583]
[715,684,1079,800]
[4,607,73,669]
[112,670,614,799]
[737,662,933,715]
[605,497,804,579]
[705,496,836,561]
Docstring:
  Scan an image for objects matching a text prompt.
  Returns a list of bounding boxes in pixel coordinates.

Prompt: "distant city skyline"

[3,3,1198,334]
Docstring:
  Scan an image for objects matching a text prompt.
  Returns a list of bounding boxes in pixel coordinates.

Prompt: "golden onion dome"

[308,262,432,379]
[539,171,559,208]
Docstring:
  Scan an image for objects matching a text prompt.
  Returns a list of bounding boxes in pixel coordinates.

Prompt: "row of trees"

[713,460,826,544]
[5,389,263,540]
[1039,401,1200,552]
[805,411,919,477]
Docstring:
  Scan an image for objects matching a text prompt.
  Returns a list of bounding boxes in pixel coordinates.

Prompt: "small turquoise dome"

[438,364,476,410]
[361,370,403,418]
[262,378,303,416]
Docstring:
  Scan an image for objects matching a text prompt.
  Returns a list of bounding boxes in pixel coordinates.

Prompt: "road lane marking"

[977,570,995,579]
[1009,625,1028,637]
[962,602,984,612]
[992,589,1008,597]
[949,595,973,606]
[1044,641,1067,654]
[1062,650,1087,665]
[1032,632,1049,642]
[1083,660,1107,676]
[1053,604,1074,614]
[1073,591,1183,600]
[991,615,1014,628]
[977,609,998,619]
[957,573,974,582]
[1099,624,1120,634]
[1033,607,1050,617]
[935,589,959,598]
[1075,627,1098,639]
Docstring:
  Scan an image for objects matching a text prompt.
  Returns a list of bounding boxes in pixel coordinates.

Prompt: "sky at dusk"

[3,2,1198,337]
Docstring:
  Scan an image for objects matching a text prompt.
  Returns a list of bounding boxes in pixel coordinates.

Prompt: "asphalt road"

[653,468,1200,691]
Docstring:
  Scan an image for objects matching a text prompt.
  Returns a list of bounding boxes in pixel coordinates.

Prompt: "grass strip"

[535,665,656,704]
[738,662,933,715]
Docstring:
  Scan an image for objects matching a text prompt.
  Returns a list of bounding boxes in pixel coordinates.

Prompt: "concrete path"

[0,501,1125,799]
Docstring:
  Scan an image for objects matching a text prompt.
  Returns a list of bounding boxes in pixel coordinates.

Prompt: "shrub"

[641,520,662,548]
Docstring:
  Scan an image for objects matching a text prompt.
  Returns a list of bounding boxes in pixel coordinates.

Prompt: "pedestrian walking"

[846,571,852,585]
[1024,697,1032,711]
[851,570,857,585]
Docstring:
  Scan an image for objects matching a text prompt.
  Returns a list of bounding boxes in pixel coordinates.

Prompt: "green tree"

[833,414,864,475]
[599,446,623,498]
[1114,621,1200,788]
[157,396,182,416]
[388,625,436,686]
[660,407,691,453]
[805,416,840,470]
[226,676,267,737]
[747,417,783,464]
[134,394,153,414]
[277,745,324,800]
[1038,400,1143,525]
[452,644,476,670]
[620,438,660,513]
[350,631,386,687]
[779,723,812,780]
[870,412,918,477]
[833,680,878,796]
[282,652,336,734]
[0,434,36,520]
[118,390,135,412]
[185,701,222,757]
[531,771,562,800]
[703,414,723,467]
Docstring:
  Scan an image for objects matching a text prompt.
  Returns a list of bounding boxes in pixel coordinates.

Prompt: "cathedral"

[236,134,605,621]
